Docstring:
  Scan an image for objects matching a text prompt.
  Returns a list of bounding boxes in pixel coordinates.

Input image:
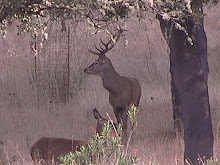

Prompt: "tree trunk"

[171,79,183,134]
[157,9,214,165]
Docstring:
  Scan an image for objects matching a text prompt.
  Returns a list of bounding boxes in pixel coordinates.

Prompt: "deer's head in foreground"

[30,108,116,164]
[84,29,141,143]
[93,108,118,135]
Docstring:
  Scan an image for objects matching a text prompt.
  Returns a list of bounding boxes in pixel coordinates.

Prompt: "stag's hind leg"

[121,109,128,144]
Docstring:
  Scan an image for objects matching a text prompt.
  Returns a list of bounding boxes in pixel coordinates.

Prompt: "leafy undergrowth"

[59,105,139,165]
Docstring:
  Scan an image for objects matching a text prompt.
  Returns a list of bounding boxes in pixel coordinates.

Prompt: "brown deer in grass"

[30,108,116,165]
[84,30,141,142]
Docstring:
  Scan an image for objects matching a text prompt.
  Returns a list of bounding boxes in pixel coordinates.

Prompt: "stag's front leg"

[121,109,128,144]
[115,106,128,144]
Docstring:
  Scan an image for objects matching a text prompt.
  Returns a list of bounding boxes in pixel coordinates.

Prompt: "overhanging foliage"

[0,0,218,35]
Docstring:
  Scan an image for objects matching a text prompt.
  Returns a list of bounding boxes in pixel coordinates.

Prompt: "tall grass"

[0,4,220,164]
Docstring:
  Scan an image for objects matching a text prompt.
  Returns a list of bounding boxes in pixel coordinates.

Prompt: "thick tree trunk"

[171,80,183,134]
[157,10,214,165]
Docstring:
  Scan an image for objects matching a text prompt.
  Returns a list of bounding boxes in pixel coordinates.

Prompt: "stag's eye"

[93,62,98,65]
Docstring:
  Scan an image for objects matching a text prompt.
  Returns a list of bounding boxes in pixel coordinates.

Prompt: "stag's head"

[84,55,112,76]
[84,29,123,76]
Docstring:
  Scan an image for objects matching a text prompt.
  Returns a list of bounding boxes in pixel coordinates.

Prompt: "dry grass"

[0,4,220,165]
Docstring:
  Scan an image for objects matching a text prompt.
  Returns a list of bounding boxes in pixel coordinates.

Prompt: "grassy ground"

[0,4,220,165]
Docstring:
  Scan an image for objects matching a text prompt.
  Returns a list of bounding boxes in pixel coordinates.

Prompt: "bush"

[59,105,139,165]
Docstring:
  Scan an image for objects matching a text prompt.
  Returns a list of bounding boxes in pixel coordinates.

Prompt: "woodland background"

[0,3,219,165]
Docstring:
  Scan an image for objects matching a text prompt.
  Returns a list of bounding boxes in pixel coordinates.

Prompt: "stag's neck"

[101,68,122,94]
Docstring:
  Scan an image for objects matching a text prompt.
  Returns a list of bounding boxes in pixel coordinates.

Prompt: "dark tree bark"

[171,80,183,134]
[157,7,214,165]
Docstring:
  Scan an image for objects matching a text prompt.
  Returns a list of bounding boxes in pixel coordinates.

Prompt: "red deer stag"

[84,30,141,142]
[30,108,116,165]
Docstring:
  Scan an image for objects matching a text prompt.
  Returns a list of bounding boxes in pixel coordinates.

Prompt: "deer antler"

[89,29,123,56]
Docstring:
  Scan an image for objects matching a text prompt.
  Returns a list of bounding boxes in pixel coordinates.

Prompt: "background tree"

[156,1,214,163]
[0,0,218,164]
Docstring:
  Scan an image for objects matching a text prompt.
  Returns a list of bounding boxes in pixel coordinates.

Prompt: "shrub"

[59,105,139,165]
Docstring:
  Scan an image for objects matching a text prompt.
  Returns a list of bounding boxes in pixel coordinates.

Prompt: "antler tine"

[99,42,106,51]
[100,39,110,51]
[88,28,124,56]
[88,44,107,56]
[98,29,123,54]
[94,45,101,52]
[99,40,112,55]
[103,28,124,52]
[100,39,109,48]
[112,28,123,39]
[100,39,110,48]
[88,46,100,56]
